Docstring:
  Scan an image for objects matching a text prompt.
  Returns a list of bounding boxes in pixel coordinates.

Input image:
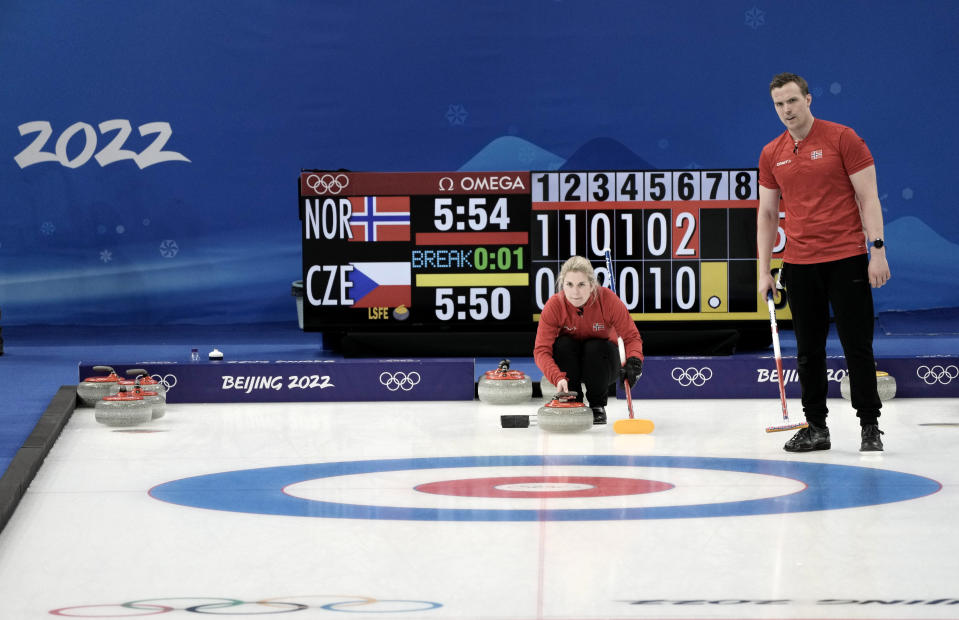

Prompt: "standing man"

[757,72,891,452]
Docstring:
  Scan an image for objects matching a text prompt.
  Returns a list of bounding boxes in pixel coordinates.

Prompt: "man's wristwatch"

[871,239,885,250]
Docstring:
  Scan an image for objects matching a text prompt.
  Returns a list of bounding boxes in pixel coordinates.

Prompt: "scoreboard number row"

[533,170,758,202]
[534,210,702,259]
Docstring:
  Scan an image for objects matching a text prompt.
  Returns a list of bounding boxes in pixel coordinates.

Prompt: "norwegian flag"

[348,196,411,242]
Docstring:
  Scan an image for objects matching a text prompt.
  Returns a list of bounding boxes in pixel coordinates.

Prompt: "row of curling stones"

[77,365,168,406]
[95,369,166,427]
[500,391,593,433]
[86,369,166,427]
[840,370,897,401]
[477,359,533,404]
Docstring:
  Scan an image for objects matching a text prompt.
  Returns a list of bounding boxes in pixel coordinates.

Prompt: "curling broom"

[613,337,654,434]
[764,290,807,433]
[604,249,654,434]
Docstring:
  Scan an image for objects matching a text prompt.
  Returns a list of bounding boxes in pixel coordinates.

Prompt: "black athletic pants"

[552,335,620,408]
[781,255,881,426]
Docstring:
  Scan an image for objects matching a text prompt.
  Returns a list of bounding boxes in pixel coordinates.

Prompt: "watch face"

[873,239,884,249]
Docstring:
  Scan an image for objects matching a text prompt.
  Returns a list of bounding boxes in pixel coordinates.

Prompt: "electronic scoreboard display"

[299,169,788,333]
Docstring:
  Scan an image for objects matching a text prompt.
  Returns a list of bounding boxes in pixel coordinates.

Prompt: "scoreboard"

[299,169,788,333]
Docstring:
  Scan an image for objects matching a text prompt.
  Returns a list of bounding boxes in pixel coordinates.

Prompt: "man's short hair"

[770,72,809,96]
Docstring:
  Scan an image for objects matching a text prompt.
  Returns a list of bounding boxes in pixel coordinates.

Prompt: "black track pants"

[552,335,620,407]
[781,255,881,425]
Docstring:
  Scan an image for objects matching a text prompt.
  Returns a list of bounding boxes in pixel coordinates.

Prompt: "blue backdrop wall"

[1,1,957,325]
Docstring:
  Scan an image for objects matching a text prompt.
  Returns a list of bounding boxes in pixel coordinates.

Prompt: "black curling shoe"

[784,423,831,452]
[591,407,607,425]
[860,424,885,452]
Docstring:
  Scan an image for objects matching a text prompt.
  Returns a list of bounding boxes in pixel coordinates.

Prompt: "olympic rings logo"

[50,595,442,616]
[671,367,714,387]
[379,371,421,392]
[916,364,959,385]
[306,173,349,195]
[150,374,178,391]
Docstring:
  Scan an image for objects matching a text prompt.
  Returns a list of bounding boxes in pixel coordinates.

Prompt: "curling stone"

[478,360,533,404]
[125,369,166,419]
[840,370,897,401]
[77,366,120,407]
[94,392,152,427]
[118,369,167,399]
[537,392,593,433]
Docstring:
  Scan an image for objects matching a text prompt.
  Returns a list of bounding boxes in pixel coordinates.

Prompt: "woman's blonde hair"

[556,255,599,294]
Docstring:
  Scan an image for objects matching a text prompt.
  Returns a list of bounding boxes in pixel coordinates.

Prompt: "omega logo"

[438,175,527,192]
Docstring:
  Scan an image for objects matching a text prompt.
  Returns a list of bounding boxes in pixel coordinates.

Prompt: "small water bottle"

[191,348,199,361]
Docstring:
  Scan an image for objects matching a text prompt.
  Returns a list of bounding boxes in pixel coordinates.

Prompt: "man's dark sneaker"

[860,424,884,452]
[784,423,830,452]
[591,407,607,425]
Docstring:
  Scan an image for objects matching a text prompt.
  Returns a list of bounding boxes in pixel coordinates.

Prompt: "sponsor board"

[619,355,959,399]
[79,355,958,403]
[78,359,475,403]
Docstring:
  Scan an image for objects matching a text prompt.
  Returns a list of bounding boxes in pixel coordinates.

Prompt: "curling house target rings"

[149,455,941,521]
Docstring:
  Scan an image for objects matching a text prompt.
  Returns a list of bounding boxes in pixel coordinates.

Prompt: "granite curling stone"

[94,392,152,427]
[840,370,896,401]
[118,368,167,399]
[124,369,166,419]
[537,391,593,433]
[77,365,120,407]
[478,359,533,404]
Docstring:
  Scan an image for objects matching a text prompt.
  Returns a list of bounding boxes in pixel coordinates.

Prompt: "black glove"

[619,356,643,387]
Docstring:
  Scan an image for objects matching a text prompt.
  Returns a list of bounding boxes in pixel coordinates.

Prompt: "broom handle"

[604,249,616,294]
[617,337,635,419]
[608,251,637,420]
[766,292,789,421]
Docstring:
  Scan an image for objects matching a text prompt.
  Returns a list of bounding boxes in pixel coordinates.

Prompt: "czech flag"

[348,262,411,308]
[348,196,410,242]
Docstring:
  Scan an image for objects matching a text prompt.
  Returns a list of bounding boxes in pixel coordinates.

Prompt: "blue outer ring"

[149,455,941,521]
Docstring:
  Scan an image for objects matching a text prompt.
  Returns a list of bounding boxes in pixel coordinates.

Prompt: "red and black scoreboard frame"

[298,169,787,333]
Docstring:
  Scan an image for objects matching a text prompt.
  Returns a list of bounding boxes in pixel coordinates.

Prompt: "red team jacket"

[534,285,644,386]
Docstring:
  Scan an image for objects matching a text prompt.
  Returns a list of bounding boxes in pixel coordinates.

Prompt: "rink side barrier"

[0,385,75,534]
[80,355,959,404]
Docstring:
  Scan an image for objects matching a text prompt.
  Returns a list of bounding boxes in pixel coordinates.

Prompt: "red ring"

[415,476,673,498]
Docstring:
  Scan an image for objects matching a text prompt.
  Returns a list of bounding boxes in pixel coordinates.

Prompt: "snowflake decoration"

[812,87,824,97]
[99,249,113,263]
[446,104,468,126]
[745,6,765,29]
[687,161,702,170]
[40,221,55,236]
[658,139,670,150]
[159,239,179,258]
